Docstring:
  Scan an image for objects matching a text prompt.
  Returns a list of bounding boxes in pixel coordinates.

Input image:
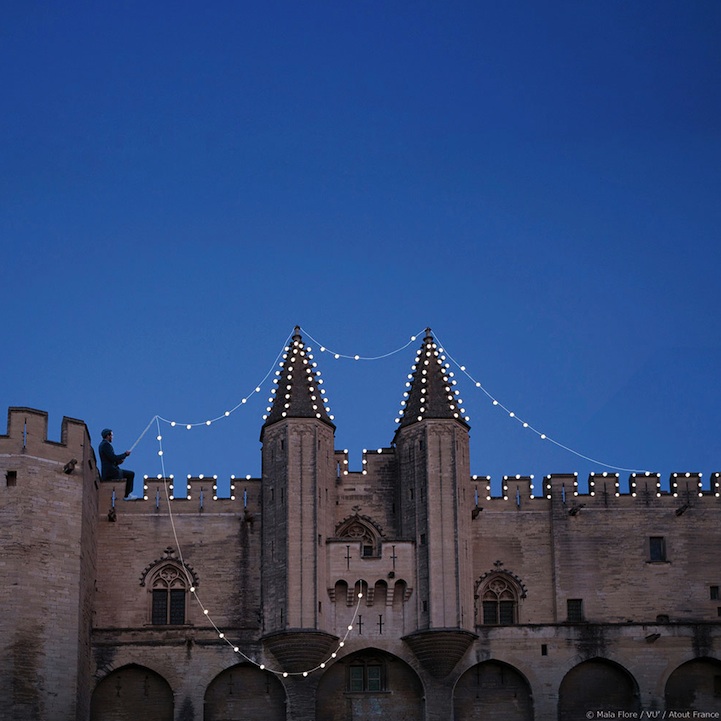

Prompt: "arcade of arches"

[89,656,721,720]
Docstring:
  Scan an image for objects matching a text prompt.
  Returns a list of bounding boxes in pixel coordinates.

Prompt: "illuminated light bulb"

[234,647,239,653]
[335,354,340,359]
[320,663,326,669]
[186,424,192,430]
[320,346,326,352]
[410,335,416,341]
[255,387,260,392]
[492,400,498,406]
[190,586,195,593]
[206,420,211,426]
[354,355,360,360]
[460,365,466,371]
[509,412,515,418]
[283,672,288,678]
[156,435,162,441]
[348,625,353,630]
[242,399,247,404]
[170,421,176,427]
[303,672,308,677]
[260,664,265,670]
[377,449,382,453]
[204,609,209,615]
[219,633,224,638]
[476,382,481,387]
[540,434,546,440]
[339,641,345,647]
[331,653,337,658]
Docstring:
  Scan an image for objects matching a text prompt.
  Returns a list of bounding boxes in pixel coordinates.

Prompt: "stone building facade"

[1,328,720,720]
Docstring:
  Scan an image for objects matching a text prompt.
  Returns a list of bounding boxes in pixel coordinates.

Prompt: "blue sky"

[2,2,720,496]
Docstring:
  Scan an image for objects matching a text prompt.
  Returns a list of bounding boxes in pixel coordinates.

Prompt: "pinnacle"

[261,327,335,433]
[394,328,470,433]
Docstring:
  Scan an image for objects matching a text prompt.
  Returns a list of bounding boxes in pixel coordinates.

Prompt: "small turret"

[394,328,469,439]
[259,326,339,668]
[261,326,335,439]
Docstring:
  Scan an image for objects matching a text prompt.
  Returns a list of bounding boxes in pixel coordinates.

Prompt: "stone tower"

[259,327,339,672]
[392,330,477,677]
[0,408,99,721]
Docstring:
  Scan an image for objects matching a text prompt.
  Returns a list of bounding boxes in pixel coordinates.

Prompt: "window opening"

[481,577,518,625]
[567,598,584,622]
[348,661,384,692]
[649,536,666,562]
[151,565,187,625]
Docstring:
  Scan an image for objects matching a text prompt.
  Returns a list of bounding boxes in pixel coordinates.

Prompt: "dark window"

[152,589,168,625]
[348,662,384,693]
[715,675,721,697]
[362,544,374,557]
[567,599,584,622]
[481,577,518,625]
[420,533,426,545]
[711,586,719,600]
[541,644,548,656]
[649,536,666,562]
[169,589,185,624]
[151,565,187,625]
[6,470,17,487]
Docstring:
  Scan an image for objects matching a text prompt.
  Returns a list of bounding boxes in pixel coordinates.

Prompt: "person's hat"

[101,428,113,438]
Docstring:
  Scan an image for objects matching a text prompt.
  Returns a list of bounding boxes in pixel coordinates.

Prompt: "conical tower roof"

[261,326,335,438]
[393,328,470,439]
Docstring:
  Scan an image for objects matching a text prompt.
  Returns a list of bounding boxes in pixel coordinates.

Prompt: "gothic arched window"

[150,565,188,625]
[480,576,518,625]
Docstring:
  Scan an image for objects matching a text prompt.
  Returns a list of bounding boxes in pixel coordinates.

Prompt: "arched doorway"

[665,657,721,712]
[315,649,424,721]
[204,663,287,721]
[454,660,533,720]
[559,658,639,721]
[90,664,173,721]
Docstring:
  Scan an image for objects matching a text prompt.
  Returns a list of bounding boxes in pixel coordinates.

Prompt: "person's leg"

[122,469,136,498]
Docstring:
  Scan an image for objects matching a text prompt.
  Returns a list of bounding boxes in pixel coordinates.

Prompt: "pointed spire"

[261,326,335,435]
[394,328,470,434]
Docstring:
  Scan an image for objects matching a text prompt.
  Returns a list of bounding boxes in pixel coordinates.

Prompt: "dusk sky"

[2,2,720,497]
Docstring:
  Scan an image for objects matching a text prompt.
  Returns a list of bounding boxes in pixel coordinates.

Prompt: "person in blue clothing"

[99,428,139,500]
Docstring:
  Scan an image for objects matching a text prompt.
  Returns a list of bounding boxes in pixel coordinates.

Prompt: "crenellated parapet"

[0,406,94,467]
[473,470,721,514]
[98,473,262,516]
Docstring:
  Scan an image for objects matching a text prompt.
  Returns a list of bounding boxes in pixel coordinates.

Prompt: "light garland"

[121,325,712,676]
[150,417,364,677]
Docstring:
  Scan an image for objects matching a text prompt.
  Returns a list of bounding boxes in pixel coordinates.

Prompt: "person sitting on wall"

[99,428,139,500]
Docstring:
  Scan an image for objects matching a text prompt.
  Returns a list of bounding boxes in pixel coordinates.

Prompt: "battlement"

[473,470,721,511]
[98,473,262,515]
[0,406,93,464]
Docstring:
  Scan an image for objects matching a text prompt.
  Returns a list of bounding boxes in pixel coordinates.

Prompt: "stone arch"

[204,663,286,721]
[90,664,173,721]
[335,515,383,556]
[474,569,526,625]
[665,657,721,712]
[453,660,533,721]
[315,648,424,721]
[558,658,640,721]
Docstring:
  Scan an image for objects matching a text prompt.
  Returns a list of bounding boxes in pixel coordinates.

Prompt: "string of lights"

[150,416,364,677]
[431,331,648,474]
[127,325,663,676]
[301,327,427,361]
